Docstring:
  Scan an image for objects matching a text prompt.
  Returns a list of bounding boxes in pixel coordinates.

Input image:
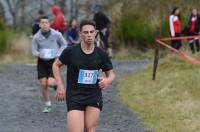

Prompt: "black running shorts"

[67,100,103,112]
[37,58,55,79]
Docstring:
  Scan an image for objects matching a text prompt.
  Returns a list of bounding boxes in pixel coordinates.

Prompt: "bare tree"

[5,0,21,28]
[70,0,74,18]
[2,0,49,29]
[0,2,5,28]
[0,2,5,20]
[19,0,26,29]
[79,0,94,19]
[58,0,67,15]
[74,0,80,19]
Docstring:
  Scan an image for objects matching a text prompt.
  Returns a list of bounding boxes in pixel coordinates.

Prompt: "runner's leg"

[189,41,195,54]
[195,39,200,52]
[39,78,49,102]
[84,106,100,132]
[47,77,56,88]
[67,110,84,132]
[47,59,57,90]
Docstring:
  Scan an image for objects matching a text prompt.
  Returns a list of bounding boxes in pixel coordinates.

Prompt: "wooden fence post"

[152,42,160,80]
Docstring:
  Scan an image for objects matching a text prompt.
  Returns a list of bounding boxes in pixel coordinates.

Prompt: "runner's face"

[192,9,197,16]
[40,19,50,32]
[80,25,96,45]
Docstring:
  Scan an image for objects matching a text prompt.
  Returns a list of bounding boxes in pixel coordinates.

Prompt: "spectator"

[169,7,182,50]
[93,5,113,57]
[32,9,45,35]
[185,8,200,53]
[51,4,67,34]
[66,17,80,46]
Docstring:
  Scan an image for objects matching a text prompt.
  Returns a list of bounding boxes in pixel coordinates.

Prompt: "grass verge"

[118,55,200,132]
[114,46,154,60]
[0,34,35,64]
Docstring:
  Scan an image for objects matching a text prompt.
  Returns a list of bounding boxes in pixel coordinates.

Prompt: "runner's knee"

[40,81,47,89]
[85,123,97,132]
[47,78,56,87]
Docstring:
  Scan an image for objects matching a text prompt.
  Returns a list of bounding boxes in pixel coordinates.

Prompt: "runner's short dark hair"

[79,19,96,31]
[40,16,49,21]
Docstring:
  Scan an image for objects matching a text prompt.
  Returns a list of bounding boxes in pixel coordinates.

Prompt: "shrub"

[110,0,200,51]
[116,14,156,50]
[0,18,10,53]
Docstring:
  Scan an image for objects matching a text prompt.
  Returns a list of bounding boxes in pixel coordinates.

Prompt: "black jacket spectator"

[93,11,110,30]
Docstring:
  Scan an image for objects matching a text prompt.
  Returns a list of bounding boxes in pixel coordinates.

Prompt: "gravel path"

[0,60,152,132]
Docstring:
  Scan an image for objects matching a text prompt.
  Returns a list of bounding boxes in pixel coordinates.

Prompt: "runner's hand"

[56,86,65,101]
[98,77,112,89]
[38,53,43,59]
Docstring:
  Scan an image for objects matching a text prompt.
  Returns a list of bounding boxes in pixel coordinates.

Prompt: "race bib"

[40,49,56,59]
[78,69,98,84]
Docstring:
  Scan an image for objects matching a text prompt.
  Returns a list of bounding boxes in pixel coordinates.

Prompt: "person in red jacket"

[185,8,200,53]
[169,7,182,49]
[51,5,67,34]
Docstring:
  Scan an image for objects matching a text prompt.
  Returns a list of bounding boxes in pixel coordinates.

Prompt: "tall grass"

[0,29,9,53]
[118,54,200,132]
[0,18,12,54]
[0,33,34,64]
[114,46,154,60]
[116,15,155,50]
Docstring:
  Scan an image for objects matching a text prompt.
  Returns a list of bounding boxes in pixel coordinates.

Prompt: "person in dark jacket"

[185,8,200,53]
[32,9,45,35]
[93,8,113,57]
[66,17,80,46]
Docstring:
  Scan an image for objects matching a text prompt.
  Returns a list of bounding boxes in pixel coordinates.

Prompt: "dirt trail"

[0,60,152,132]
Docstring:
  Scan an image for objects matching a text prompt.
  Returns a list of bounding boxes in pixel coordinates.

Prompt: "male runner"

[53,19,115,132]
[32,16,67,113]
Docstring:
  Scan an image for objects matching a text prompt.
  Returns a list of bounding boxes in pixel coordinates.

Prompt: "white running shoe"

[42,106,51,113]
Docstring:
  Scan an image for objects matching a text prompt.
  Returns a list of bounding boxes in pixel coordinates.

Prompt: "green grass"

[118,55,200,132]
[114,46,169,60]
[114,47,154,60]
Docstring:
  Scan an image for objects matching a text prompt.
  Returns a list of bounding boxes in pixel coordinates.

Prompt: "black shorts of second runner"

[37,58,55,79]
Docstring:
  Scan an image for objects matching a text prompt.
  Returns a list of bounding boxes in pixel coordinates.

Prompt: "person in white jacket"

[169,7,182,49]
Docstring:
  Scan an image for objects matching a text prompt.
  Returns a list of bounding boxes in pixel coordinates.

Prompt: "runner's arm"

[169,15,175,37]
[57,33,67,56]
[32,38,40,57]
[53,59,65,101]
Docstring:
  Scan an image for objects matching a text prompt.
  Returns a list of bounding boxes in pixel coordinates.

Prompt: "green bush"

[116,14,156,50]
[0,19,15,54]
[0,29,9,53]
